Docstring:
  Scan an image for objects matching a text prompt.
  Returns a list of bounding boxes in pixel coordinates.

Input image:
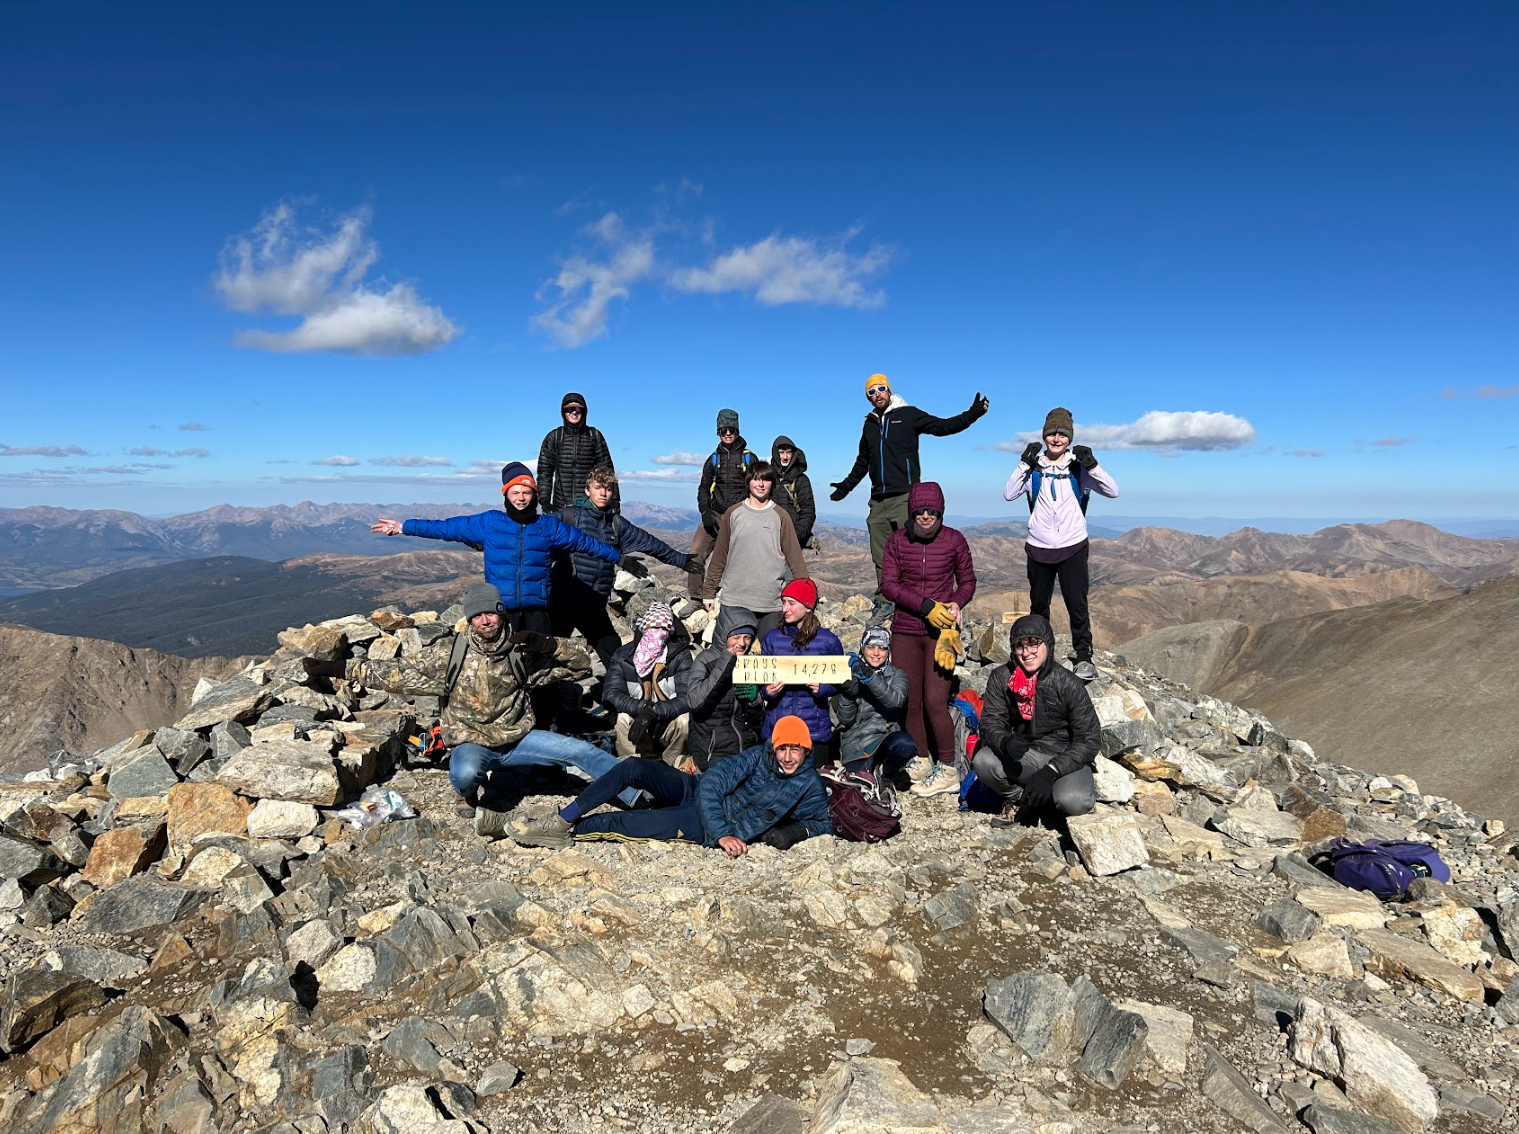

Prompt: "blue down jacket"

[553,495,690,599]
[760,622,844,742]
[696,740,833,847]
[403,509,618,611]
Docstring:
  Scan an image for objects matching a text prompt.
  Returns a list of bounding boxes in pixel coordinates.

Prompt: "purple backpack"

[1322,838,1450,899]
[818,764,902,843]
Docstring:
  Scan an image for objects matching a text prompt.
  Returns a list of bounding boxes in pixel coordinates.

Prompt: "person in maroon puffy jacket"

[880,481,976,798]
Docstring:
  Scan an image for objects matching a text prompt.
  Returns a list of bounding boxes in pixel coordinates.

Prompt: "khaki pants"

[615,712,690,766]
[867,494,910,587]
[687,526,718,596]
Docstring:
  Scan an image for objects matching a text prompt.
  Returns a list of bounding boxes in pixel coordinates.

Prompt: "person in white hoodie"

[1004,407,1119,682]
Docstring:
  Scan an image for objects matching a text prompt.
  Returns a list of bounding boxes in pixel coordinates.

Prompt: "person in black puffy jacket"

[686,607,765,771]
[601,602,695,766]
[550,467,692,665]
[974,613,1099,821]
[537,392,617,512]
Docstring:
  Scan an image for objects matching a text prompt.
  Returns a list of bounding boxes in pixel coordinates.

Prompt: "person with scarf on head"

[880,480,977,799]
[1004,406,1120,682]
[506,714,832,853]
[759,578,844,764]
[973,613,1100,823]
[770,435,816,549]
[346,581,642,824]
[601,601,695,767]
[686,607,766,772]
[698,458,810,641]
[833,625,917,776]
[371,461,622,634]
[537,391,617,512]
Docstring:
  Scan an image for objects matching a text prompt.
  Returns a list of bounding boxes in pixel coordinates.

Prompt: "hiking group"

[363,379,1119,855]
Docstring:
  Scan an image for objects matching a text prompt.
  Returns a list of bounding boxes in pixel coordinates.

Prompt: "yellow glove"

[934,627,963,672]
[926,601,957,630]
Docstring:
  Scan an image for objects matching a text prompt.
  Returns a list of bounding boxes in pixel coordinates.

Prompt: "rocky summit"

[1,570,1516,1134]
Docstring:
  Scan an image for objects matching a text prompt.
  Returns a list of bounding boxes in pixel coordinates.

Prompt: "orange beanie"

[770,715,812,751]
[866,373,890,393]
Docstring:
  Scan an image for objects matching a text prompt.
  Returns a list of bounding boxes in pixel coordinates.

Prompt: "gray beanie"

[463,581,503,619]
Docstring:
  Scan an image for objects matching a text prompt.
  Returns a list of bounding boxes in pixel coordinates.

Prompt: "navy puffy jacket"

[760,622,844,741]
[402,510,619,610]
[696,740,833,847]
[553,496,690,599]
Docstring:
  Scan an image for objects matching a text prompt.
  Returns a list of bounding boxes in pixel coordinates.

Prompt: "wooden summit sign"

[732,654,853,685]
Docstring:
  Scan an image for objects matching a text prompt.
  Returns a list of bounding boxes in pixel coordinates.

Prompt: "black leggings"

[1026,544,1091,661]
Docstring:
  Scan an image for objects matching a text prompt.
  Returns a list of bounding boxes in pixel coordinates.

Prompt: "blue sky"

[2,1,1515,522]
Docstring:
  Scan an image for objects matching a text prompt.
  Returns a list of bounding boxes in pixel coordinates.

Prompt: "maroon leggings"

[892,633,954,765]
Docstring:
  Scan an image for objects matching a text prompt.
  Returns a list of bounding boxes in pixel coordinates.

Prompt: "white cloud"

[178,422,210,431]
[0,444,88,458]
[1442,384,1519,399]
[370,455,453,467]
[214,202,459,356]
[311,455,360,467]
[618,468,702,483]
[995,410,1257,453]
[652,450,706,466]
[1285,448,1326,458]
[1360,436,1416,448]
[531,213,656,348]
[672,229,890,309]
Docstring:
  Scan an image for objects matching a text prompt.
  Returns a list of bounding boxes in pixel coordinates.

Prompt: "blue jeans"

[573,758,707,844]
[450,731,638,807]
[841,729,919,773]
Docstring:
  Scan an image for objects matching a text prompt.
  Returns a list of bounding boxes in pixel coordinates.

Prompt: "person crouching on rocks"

[506,715,833,854]
[834,625,918,777]
[371,461,622,635]
[973,613,1100,823]
[346,582,641,826]
[603,602,694,767]
[686,608,766,773]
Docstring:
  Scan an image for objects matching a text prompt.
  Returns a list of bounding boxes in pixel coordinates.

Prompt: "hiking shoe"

[509,813,574,849]
[1073,659,1098,682]
[911,762,962,798]
[905,756,933,784]
[990,792,1024,828]
[473,806,510,839]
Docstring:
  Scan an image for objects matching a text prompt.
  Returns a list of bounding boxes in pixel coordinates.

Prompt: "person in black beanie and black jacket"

[771,435,816,549]
[537,392,617,512]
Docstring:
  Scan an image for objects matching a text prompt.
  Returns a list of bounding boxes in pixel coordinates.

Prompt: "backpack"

[1318,838,1450,899]
[818,763,902,842]
[409,631,473,763]
[1027,465,1090,515]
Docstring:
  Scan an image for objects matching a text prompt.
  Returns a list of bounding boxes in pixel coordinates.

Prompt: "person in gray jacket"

[834,625,918,774]
[685,607,766,772]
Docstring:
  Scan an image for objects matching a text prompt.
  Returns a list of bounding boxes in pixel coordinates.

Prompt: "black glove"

[627,705,658,746]
[508,630,556,656]
[702,513,721,537]
[829,481,850,502]
[970,391,990,416]
[1072,444,1097,470]
[621,556,650,579]
[757,820,809,850]
[1022,764,1060,810]
[1020,442,1042,469]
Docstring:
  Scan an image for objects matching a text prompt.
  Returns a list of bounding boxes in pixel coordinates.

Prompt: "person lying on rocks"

[834,625,918,777]
[973,613,1100,823]
[685,607,765,773]
[370,461,624,636]
[500,714,833,854]
[603,602,694,768]
[345,581,640,823]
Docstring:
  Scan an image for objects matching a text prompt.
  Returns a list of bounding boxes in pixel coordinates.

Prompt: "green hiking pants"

[867,493,910,588]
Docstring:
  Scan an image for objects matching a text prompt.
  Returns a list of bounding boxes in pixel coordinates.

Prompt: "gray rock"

[1066,808,1150,875]
[1073,983,1148,1089]
[844,1038,875,1056]
[1100,717,1161,758]
[41,945,147,989]
[1496,975,1519,1025]
[1300,1104,1405,1134]
[1,969,109,1052]
[0,877,26,909]
[78,877,210,935]
[1361,1015,1465,1081]
[108,747,180,801]
[217,738,342,805]
[381,1017,460,1078]
[1256,897,1324,943]
[1436,1083,1504,1123]
[1287,997,1439,1133]
[0,835,66,886]
[728,1093,809,1134]
[477,1060,523,1096]
[1163,925,1238,986]
[1201,1043,1291,1133]
[983,971,1075,1062]
[310,1045,373,1129]
[19,885,72,928]
[154,727,212,775]
[1218,806,1304,847]
[924,884,976,930]
[49,830,90,868]
[210,720,252,760]
[1273,851,1339,889]
[174,675,273,731]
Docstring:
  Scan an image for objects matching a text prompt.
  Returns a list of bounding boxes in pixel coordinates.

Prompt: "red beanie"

[771,715,812,750]
[782,578,818,610]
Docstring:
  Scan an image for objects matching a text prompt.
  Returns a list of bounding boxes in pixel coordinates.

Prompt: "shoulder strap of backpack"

[1026,469,1041,513]
[439,632,470,712]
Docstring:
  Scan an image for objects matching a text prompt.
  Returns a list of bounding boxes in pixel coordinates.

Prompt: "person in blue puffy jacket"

[371,461,620,634]
[760,578,843,763]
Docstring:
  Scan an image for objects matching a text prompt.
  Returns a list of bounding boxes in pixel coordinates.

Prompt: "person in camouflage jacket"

[347,581,634,816]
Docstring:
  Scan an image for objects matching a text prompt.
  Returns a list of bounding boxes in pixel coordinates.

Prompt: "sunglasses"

[866,385,889,396]
[913,508,942,518]
[717,426,738,436]
[564,405,585,414]
[1013,638,1046,652]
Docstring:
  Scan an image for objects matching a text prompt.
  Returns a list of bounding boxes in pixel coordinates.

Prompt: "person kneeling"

[973,614,1099,821]
[604,602,693,766]
[834,626,918,776]
[507,715,833,854]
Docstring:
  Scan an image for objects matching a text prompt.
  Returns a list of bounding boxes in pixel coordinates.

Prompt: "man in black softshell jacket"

[687,407,755,592]
[537,392,617,511]
[829,373,990,589]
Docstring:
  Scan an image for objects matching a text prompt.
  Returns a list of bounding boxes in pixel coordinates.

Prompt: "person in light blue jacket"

[372,460,620,633]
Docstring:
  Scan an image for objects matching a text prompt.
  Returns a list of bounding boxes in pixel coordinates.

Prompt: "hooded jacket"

[601,619,695,721]
[553,494,691,600]
[770,435,816,546]
[833,661,909,764]
[696,739,833,847]
[350,628,590,750]
[978,614,1101,778]
[760,621,844,741]
[402,508,619,612]
[1004,451,1120,550]
[880,481,977,636]
[696,435,755,530]
[835,393,987,500]
[537,392,617,512]
[687,608,766,770]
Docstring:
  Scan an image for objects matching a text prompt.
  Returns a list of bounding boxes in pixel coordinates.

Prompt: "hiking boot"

[509,812,574,849]
[990,792,1024,828]
[905,756,933,784]
[910,762,962,798]
[1073,659,1098,682]
[473,806,510,839]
